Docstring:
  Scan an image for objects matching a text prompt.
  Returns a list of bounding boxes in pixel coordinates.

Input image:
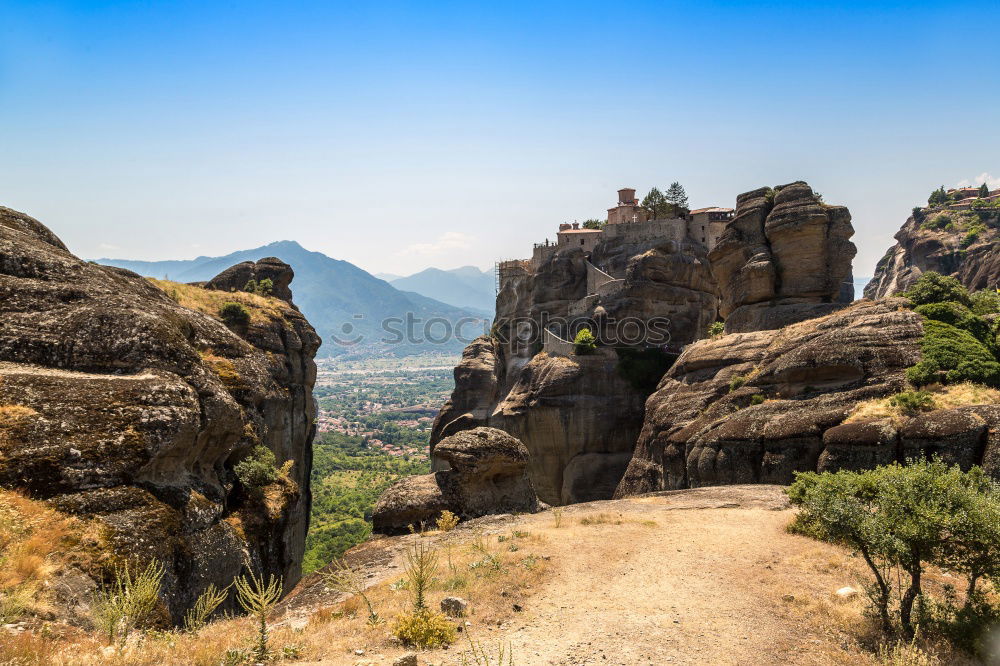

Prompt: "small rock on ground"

[441,596,468,617]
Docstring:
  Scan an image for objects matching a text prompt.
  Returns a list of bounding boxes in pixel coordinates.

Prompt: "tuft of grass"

[580,513,624,526]
[552,508,564,528]
[198,350,245,388]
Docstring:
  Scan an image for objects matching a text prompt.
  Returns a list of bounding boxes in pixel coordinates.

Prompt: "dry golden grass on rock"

[0,522,550,665]
[148,278,288,325]
[845,382,1000,423]
[0,489,77,622]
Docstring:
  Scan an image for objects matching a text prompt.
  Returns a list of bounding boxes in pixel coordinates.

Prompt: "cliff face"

[710,182,856,333]
[615,299,931,495]
[0,207,319,620]
[865,207,1000,299]
[431,231,718,506]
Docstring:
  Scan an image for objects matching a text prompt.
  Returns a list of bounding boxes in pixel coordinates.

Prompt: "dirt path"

[295,486,870,665]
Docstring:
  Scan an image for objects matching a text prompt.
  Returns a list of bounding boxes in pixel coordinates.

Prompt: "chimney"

[572,222,580,229]
[559,223,572,231]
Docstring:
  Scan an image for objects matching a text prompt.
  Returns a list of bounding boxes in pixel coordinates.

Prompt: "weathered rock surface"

[372,427,539,534]
[709,182,856,333]
[616,299,926,494]
[865,208,1000,299]
[430,338,651,505]
[0,206,319,620]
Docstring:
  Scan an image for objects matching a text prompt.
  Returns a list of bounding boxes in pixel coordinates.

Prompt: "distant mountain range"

[383,266,495,315]
[96,241,490,359]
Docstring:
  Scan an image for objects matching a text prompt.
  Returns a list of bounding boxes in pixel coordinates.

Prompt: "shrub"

[787,460,1000,639]
[92,561,165,644]
[392,608,456,649]
[707,321,725,338]
[913,301,992,344]
[234,446,278,490]
[749,394,766,406]
[436,510,460,532]
[888,390,934,415]
[219,302,250,327]
[970,289,1000,315]
[903,272,971,307]
[961,221,987,248]
[234,571,282,663]
[573,328,597,355]
[920,213,952,231]
[182,583,229,633]
[913,319,1000,387]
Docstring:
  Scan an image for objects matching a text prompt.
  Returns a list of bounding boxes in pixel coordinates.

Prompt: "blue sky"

[1,1,998,276]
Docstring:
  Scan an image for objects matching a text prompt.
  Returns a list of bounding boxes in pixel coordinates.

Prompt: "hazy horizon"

[3,1,998,277]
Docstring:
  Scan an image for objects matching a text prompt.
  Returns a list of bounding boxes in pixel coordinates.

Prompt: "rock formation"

[429,226,717,505]
[372,427,540,533]
[709,182,856,333]
[0,206,319,621]
[204,256,296,303]
[865,206,1000,299]
[424,181,864,505]
[615,297,1000,496]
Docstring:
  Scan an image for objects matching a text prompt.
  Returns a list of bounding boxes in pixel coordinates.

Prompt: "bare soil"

[288,485,881,665]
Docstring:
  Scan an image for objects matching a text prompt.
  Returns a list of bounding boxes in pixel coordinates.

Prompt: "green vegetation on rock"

[573,328,597,355]
[903,273,1000,388]
[219,301,251,328]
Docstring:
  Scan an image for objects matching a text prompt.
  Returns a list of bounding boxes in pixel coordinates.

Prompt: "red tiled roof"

[558,228,603,234]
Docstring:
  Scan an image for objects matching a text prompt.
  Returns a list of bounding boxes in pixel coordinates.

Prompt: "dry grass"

[0,490,77,622]
[0,404,37,426]
[578,512,658,527]
[197,349,247,389]
[4,524,549,664]
[845,383,1000,423]
[148,278,288,325]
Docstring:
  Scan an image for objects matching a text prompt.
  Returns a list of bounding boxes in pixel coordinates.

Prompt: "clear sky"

[2,1,998,277]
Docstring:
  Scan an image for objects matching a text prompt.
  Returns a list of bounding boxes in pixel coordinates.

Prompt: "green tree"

[787,460,1000,638]
[928,185,949,206]
[664,181,689,215]
[979,183,991,198]
[641,187,669,219]
[582,218,605,230]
